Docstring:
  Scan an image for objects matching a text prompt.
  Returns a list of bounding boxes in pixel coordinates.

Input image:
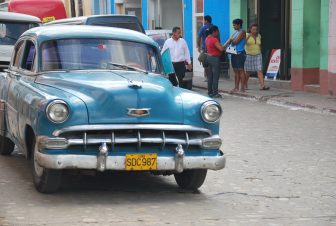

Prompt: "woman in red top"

[205,26,231,98]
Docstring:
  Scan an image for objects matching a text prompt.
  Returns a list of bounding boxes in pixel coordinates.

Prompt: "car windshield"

[41,38,161,73]
[0,22,38,45]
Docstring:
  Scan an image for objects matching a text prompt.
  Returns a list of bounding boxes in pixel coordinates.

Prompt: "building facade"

[231,0,335,96]
[79,0,336,96]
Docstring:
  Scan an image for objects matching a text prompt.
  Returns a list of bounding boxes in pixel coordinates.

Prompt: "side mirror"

[161,49,175,75]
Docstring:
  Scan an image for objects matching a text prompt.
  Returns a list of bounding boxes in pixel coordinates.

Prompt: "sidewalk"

[192,76,336,115]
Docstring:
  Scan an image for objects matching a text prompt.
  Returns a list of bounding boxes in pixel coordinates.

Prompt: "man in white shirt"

[161,27,192,86]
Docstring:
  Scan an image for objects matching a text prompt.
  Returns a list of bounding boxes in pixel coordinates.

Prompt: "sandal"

[260,86,270,90]
[230,88,238,93]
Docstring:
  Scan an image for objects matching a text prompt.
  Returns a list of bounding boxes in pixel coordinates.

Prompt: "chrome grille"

[53,124,212,151]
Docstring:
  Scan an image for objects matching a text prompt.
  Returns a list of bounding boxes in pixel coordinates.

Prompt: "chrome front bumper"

[35,151,226,172]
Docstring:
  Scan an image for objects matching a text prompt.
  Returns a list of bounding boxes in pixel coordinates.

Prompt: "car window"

[21,40,36,71]
[0,22,38,45]
[41,38,161,73]
[12,40,25,68]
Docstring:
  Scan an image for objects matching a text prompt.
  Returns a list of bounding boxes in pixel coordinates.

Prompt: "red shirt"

[205,36,222,56]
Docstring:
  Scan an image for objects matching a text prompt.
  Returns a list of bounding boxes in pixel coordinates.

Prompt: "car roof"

[44,14,145,34]
[45,14,139,23]
[0,11,41,22]
[22,25,157,47]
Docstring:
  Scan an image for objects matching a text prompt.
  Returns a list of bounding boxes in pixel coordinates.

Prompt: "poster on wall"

[266,49,281,80]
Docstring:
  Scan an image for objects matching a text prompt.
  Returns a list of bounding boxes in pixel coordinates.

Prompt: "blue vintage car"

[0,25,225,193]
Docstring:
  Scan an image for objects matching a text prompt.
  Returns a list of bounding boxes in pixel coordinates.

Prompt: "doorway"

[255,0,291,80]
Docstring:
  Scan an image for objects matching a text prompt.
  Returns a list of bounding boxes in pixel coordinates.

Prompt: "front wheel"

[174,169,207,190]
[0,135,15,155]
[31,138,62,193]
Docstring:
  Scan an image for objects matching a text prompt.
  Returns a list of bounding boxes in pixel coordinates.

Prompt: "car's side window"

[12,41,25,68]
[21,40,36,72]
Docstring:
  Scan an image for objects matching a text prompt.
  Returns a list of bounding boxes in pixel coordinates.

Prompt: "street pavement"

[0,89,336,226]
[193,76,336,115]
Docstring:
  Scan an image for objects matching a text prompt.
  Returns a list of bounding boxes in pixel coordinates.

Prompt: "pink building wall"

[328,0,336,95]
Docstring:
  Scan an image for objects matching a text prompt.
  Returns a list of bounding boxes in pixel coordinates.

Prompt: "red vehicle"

[8,0,66,23]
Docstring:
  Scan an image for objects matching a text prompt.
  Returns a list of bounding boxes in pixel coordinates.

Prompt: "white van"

[0,12,40,70]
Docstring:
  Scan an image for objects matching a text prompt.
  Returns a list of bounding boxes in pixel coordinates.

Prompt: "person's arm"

[222,38,232,49]
[231,30,246,45]
[214,40,225,52]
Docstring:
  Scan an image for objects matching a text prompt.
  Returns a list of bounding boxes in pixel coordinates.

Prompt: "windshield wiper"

[4,35,18,41]
[108,62,148,74]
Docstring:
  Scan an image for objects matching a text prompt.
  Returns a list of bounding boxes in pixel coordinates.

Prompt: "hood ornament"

[128,108,151,117]
[128,80,142,88]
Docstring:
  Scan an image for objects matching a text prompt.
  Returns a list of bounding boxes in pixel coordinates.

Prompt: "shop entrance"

[248,0,291,80]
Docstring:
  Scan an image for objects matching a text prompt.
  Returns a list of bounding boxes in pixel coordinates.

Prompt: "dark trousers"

[207,55,220,96]
[173,62,186,86]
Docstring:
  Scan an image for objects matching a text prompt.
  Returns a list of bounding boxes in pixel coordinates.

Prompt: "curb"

[193,85,336,116]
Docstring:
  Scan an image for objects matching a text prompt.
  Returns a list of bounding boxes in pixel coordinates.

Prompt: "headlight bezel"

[46,100,70,124]
[201,101,222,123]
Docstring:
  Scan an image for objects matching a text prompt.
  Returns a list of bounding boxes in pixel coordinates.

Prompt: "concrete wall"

[291,0,323,92]
[229,0,247,33]
[161,0,183,30]
[205,0,230,43]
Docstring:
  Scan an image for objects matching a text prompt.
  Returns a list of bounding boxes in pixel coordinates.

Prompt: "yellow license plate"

[125,153,157,171]
[42,16,56,23]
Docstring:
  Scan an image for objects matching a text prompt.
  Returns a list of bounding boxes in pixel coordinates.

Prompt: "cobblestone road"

[1,92,335,226]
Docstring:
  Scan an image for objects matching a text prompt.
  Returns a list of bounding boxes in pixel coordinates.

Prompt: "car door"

[16,39,38,141]
[6,39,25,142]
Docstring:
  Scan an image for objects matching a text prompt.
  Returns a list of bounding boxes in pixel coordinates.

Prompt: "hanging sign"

[266,49,281,79]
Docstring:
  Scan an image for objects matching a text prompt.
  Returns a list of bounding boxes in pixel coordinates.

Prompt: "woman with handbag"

[205,25,231,98]
[226,19,247,92]
[245,24,269,90]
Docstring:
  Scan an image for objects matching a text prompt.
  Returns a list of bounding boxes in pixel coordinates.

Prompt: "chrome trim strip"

[111,131,115,151]
[83,132,87,151]
[53,124,212,136]
[137,130,141,150]
[35,152,226,171]
[127,108,151,117]
[185,132,189,150]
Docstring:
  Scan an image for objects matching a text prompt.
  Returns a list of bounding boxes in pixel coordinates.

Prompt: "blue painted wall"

[204,0,230,43]
[93,0,100,15]
[110,0,115,14]
[142,0,148,29]
[183,0,193,53]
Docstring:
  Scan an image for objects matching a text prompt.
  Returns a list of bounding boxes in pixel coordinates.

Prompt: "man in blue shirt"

[197,15,212,81]
[197,15,212,53]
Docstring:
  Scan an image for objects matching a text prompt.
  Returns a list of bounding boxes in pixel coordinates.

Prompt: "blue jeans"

[207,55,220,96]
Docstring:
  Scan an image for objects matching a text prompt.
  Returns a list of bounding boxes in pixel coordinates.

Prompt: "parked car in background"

[0,12,40,71]
[7,0,66,23]
[0,25,225,193]
[44,15,145,34]
[0,2,8,12]
[146,29,172,50]
[146,29,193,90]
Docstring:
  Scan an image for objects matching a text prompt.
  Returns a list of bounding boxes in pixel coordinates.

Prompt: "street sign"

[265,49,281,80]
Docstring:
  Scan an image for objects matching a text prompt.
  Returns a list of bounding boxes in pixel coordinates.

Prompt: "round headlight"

[46,100,69,123]
[201,101,222,123]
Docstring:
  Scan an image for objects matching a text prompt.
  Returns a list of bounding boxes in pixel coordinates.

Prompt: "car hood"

[0,45,13,62]
[35,70,184,124]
